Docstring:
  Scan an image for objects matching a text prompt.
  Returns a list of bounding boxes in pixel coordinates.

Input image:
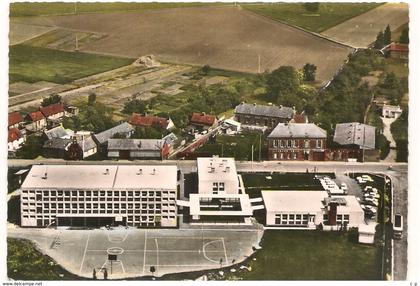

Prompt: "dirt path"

[381,116,398,163]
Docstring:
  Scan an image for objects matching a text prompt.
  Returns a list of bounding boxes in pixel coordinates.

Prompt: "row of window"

[272,139,322,149]
[22,190,176,198]
[272,152,300,160]
[212,182,225,194]
[323,214,350,225]
[23,196,169,202]
[22,214,176,221]
[274,213,315,225]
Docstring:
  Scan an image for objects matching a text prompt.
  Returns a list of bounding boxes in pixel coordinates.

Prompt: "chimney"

[328,202,338,225]
[104,168,110,175]
[42,172,48,180]
[152,168,156,175]
[225,166,230,173]
[137,168,143,175]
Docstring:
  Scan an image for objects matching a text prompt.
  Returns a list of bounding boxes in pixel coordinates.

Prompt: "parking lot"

[8,223,263,279]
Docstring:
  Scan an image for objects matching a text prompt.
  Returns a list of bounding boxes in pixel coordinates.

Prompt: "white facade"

[8,137,25,152]
[197,156,239,195]
[382,104,403,118]
[20,165,178,228]
[262,191,365,230]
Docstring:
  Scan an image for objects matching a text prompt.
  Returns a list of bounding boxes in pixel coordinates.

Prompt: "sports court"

[8,224,263,279]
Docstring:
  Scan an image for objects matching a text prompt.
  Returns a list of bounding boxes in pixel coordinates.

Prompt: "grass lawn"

[241,172,329,198]
[10,2,228,17]
[196,132,266,161]
[7,238,83,280]
[384,58,409,79]
[9,45,133,84]
[242,3,382,33]
[226,230,381,280]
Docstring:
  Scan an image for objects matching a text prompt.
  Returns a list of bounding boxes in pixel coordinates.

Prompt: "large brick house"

[234,103,294,130]
[267,123,327,161]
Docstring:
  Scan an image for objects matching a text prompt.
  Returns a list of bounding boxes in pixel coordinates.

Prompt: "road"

[8,159,408,279]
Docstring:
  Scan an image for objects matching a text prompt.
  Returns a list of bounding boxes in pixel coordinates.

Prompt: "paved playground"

[8,223,263,279]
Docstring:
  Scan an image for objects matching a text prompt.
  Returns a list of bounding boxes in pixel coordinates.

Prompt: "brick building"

[267,123,327,161]
[234,103,294,130]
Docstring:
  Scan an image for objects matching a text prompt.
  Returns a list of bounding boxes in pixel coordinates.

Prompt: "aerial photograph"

[5,1,410,282]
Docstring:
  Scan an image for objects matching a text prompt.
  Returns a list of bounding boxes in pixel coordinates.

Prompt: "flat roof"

[22,165,177,190]
[329,195,364,213]
[197,156,238,183]
[262,191,328,213]
[189,193,253,216]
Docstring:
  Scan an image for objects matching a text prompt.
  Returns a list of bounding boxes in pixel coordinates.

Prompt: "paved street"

[8,159,408,279]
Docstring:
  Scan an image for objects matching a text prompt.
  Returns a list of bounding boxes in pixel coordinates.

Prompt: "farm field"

[242,3,382,33]
[321,3,409,48]
[9,44,133,84]
[10,2,227,17]
[11,6,353,83]
[9,22,55,45]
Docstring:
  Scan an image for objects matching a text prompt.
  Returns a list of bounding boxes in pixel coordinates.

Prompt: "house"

[43,138,72,158]
[382,104,403,119]
[129,113,175,130]
[25,111,47,132]
[176,156,254,225]
[382,43,408,60]
[40,102,66,121]
[262,191,365,231]
[331,123,376,162]
[162,132,178,153]
[190,112,217,129]
[76,133,98,158]
[222,119,241,135]
[234,103,294,131]
[8,112,24,130]
[107,139,170,160]
[333,123,375,150]
[44,125,73,140]
[65,106,79,117]
[267,123,327,161]
[8,128,25,151]
[93,122,135,149]
[20,164,178,227]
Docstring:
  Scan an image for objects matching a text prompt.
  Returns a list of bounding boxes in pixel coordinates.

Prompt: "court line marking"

[79,232,91,275]
[100,259,126,274]
[142,230,147,275]
[202,239,223,264]
[155,238,159,276]
[86,249,225,253]
[147,236,222,239]
[143,264,221,267]
[221,237,228,265]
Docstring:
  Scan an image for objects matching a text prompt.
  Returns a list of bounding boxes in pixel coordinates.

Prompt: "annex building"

[20,165,178,228]
[262,191,364,230]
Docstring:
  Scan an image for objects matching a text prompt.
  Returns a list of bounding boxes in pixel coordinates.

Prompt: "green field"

[9,45,133,84]
[10,2,228,17]
[161,230,381,280]
[243,3,382,33]
[196,132,266,161]
[7,238,82,280]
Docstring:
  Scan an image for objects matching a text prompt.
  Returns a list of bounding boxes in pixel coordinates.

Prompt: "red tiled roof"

[389,43,409,53]
[8,128,22,143]
[40,102,65,117]
[129,113,169,129]
[8,112,23,127]
[292,114,307,124]
[27,111,45,122]
[190,112,216,126]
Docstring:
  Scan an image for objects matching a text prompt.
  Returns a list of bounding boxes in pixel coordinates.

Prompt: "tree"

[399,26,409,44]
[88,92,97,106]
[41,94,61,107]
[303,3,320,13]
[374,31,384,49]
[384,24,392,46]
[302,63,317,82]
[15,135,44,159]
[122,99,147,115]
[266,66,300,103]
